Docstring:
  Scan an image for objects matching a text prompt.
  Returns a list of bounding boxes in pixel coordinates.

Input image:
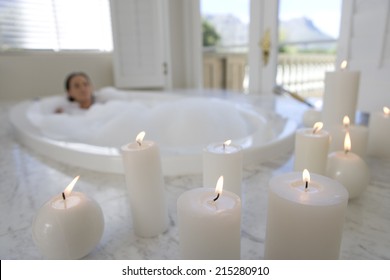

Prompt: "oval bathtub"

[9,89,297,176]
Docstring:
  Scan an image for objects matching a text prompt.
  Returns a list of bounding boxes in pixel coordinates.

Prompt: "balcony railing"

[203,51,336,97]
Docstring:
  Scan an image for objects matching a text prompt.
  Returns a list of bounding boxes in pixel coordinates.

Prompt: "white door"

[337,0,390,112]
[110,0,167,88]
[247,0,279,94]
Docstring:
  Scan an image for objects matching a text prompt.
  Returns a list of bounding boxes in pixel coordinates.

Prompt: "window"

[277,0,342,97]
[200,0,250,91]
[0,0,113,51]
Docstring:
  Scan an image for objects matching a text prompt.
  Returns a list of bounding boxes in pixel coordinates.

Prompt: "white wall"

[0,52,114,101]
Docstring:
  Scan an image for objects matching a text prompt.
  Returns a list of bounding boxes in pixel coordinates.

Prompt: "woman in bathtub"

[55,72,95,113]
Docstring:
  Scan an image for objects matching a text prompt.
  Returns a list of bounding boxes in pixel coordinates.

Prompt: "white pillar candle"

[32,176,104,259]
[367,107,390,157]
[177,176,241,260]
[328,116,368,158]
[322,61,360,128]
[294,122,330,175]
[203,140,243,196]
[327,132,370,199]
[264,170,349,260]
[121,131,168,237]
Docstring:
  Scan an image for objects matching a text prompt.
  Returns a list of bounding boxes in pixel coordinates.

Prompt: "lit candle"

[367,106,390,157]
[302,108,322,127]
[327,132,370,199]
[121,131,168,237]
[177,176,241,259]
[322,60,360,128]
[328,115,368,158]
[32,176,104,259]
[294,122,330,175]
[203,139,243,196]
[264,169,348,259]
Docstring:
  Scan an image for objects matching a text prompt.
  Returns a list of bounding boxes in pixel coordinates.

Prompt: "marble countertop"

[1,97,389,260]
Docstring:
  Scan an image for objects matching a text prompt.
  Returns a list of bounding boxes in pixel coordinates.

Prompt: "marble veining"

[0,100,389,260]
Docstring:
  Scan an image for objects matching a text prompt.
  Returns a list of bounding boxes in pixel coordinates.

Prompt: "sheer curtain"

[0,0,112,51]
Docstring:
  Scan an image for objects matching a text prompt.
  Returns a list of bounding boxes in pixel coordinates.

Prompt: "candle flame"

[383,106,390,115]
[344,131,351,153]
[136,131,146,145]
[312,122,323,134]
[340,60,348,70]
[302,169,310,184]
[343,115,350,128]
[215,175,224,195]
[224,139,232,146]
[63,176,80,197]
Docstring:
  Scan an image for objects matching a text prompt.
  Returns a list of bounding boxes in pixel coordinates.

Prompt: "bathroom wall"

[0,52,114,101]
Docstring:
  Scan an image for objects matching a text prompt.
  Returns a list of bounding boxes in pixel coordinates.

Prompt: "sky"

[201,0,342,38]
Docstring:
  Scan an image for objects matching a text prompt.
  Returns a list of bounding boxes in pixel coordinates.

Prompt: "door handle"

[259,28,271,66]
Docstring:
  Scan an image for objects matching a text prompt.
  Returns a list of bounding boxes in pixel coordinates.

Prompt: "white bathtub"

[9,89,297,176]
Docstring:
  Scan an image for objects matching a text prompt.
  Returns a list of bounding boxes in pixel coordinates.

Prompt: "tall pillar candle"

[177,176,241,259]
[294,122,330,175]
[328,115,368,158]
[203,140,243,196]
[322,61,360,128]
[121,131,168,237]
[367,107,390,157]
[264,170,349,259]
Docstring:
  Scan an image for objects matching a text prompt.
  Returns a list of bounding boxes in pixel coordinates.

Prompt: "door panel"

[110,0,166,88]
[248,0,279,94]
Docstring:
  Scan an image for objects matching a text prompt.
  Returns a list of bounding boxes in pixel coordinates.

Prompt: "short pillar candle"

[203,140,243,196]
[177,176,241,259]
[264,170,349,259]
[294,122,330,175]
[367,106,390,157]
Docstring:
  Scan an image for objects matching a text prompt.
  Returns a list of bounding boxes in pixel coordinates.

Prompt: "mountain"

[279,17,335,43]
[203,14,335,51]
[203,14,248,47]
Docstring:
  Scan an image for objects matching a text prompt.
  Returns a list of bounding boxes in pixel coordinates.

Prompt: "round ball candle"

[327,132,370,199]
[367,106,390,157]
[328,115,368,158]
[203,140,243,196]
[177,176,241,260]
[294,122,330,175]
[264,170,349,260]
[32,176,104,259]
[121,131,168,237]
[322,60,360,128]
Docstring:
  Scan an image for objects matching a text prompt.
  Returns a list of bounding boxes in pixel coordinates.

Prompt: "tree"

[202,20,220,47]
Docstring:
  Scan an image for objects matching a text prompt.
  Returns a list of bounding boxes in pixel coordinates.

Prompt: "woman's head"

[65,72,94,108]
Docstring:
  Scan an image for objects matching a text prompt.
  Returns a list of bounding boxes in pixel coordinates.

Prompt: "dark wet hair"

[65,72,91,102]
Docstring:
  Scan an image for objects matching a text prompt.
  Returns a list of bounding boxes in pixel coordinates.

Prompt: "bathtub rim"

[9,95,297,176]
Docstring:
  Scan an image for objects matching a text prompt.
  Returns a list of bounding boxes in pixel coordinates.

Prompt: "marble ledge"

[0,101,389,260]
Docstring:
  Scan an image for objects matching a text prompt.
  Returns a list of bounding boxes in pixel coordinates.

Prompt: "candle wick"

[62,192,66,200]
[137,140,142,147]
[345,149,349,155]
[213,193,220,202]
[223,143,226,150]
[305,181,308,191]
